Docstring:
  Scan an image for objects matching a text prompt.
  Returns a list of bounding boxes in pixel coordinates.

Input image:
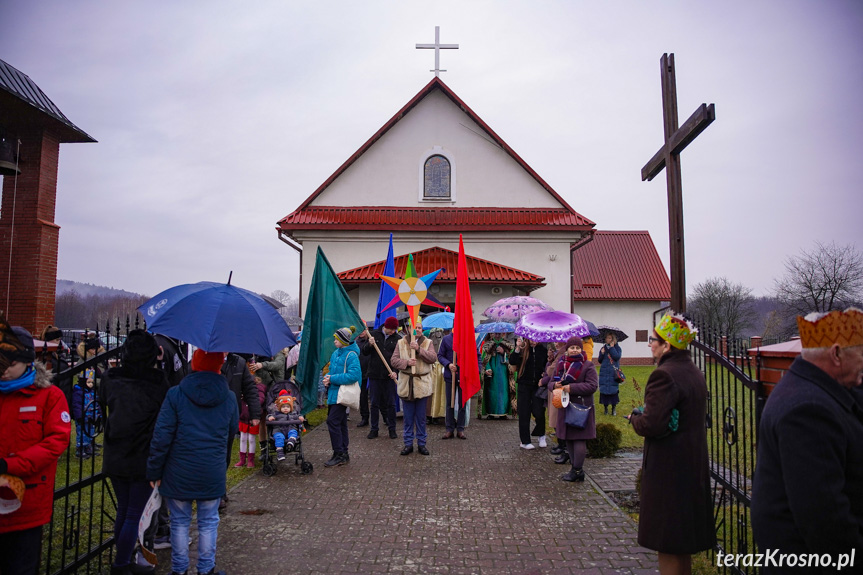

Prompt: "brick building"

[0,58,94,332]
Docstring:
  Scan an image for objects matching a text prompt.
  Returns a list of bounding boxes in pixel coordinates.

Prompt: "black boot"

[554,452,570,464]
[340,452,349,465]
[550,445,564,455]
[324,452,343,467]
[561,467,585,482]
[356,418,369,428]
[604,405,609,415]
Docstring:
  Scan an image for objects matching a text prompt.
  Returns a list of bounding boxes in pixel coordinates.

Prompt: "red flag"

[452,234,480,407]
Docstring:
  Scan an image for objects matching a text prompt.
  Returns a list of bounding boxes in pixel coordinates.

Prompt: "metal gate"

[38,319,142,575]
[690,323,766,575]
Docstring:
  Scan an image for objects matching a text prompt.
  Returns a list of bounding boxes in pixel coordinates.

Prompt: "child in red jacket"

[0,321,72,575]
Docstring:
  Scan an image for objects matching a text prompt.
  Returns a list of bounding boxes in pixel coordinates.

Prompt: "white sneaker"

[520,443,535,450]
[538,435,547,448]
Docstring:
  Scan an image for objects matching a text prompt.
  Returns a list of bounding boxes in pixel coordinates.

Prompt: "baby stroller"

[262,379,313,476]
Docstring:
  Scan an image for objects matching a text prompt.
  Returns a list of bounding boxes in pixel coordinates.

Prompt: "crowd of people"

[1,305,860,575]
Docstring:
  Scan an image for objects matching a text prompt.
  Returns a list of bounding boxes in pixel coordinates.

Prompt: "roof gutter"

[277,230,303,314]
[569,230,596,313]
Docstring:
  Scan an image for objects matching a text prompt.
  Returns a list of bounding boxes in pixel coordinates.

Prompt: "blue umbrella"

[584,320,601,338]
[138,281,297,357]
[475,322,516,335]
[423,312,454,329]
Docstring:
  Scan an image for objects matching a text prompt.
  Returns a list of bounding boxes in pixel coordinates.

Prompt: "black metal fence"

[38,317,145,575]
[691,321,767,575]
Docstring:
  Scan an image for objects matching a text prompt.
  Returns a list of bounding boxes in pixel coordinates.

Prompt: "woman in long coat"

[547,336,598,482]
[597,333,623,415]
[480,333,513,418]
[629,314,714,575]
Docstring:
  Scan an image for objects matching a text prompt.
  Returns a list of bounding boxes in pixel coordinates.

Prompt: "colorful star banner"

[376,254,446,329]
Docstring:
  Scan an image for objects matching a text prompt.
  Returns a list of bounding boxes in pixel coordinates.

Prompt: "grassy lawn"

[590,364,654,450]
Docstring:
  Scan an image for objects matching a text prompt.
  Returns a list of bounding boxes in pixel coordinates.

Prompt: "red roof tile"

[337,246,545,289]
[279,206,593,231]
[572,231,671,301]
[278,77,594,229]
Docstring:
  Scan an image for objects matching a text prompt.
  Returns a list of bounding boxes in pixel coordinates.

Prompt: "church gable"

[294,77,578,213]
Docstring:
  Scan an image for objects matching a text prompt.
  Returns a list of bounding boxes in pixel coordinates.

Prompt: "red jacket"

[0,363,71,533]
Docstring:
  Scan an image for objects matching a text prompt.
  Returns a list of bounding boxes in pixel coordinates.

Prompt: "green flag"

[296,246,364,415]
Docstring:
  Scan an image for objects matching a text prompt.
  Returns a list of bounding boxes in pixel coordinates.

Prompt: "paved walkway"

[205,418,656,574]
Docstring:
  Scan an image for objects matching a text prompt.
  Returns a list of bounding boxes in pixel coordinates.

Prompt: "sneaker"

[538,435,547,448]
[153,535,171,550]
[276,447,285,461]
[520,443,535,450]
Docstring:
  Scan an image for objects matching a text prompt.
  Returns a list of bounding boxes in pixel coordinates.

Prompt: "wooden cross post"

[641,53,715,313]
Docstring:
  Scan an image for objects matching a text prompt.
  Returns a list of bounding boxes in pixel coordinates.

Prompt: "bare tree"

[687,276,757,337]
[774,241,863,315]
[270,289,300,323]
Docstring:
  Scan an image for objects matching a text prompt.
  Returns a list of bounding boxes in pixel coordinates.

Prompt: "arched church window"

[423,154,451,199]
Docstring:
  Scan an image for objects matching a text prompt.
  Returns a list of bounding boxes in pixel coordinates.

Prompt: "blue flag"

[374,233,398,330]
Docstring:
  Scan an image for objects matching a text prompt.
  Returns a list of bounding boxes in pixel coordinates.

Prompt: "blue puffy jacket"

[326,342,361,406]
[147,370,238,501]
[597,343,622,394]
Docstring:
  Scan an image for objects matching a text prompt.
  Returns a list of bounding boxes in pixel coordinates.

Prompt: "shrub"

[588,422,622,458]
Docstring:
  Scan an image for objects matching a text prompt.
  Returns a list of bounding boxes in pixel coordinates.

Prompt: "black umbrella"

[597,325,629,342]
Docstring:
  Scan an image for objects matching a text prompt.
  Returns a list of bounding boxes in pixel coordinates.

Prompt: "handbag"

[336,351,361,411]
[564,400,592,430]
[605,350,625,384]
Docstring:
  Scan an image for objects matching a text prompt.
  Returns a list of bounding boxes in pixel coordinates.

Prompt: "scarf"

[560,352,586,383]
[0,365,36,394]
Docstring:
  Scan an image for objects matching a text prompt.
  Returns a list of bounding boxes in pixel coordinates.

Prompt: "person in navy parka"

[147,349,237,575]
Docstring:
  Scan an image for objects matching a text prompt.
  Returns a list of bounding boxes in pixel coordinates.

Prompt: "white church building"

[277,77,668,364]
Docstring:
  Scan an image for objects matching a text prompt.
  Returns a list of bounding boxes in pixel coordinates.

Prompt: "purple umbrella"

[514,310,591,343]
[482,296,552,322]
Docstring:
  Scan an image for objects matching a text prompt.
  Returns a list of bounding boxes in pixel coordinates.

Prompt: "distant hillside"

[57,279,146,299]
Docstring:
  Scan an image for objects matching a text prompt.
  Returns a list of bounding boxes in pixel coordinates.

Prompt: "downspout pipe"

[277,229,303,315]
[569,230,596,314]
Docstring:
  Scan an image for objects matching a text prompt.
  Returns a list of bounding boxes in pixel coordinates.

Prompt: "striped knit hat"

[334,325,356,346]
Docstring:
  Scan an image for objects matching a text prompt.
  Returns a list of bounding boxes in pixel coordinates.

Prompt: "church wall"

[308,90,562,209]
[294,230,581,323]
[570,300,662,365]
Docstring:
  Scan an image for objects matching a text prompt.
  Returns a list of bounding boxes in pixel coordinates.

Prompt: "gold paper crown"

[654,312,697,349]
[797,308,863,349]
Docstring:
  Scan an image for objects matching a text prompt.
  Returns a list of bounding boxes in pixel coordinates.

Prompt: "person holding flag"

[450,234,481,431]
[391,318,436,455]
[437,331,466,439]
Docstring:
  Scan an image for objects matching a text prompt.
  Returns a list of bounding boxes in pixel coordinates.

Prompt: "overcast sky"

[2,0,861,301]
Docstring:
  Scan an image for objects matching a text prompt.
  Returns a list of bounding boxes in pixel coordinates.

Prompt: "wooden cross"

[416,26,459,77]
[642,53,715,313]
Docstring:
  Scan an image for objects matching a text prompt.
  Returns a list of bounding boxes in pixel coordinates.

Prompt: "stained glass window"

[424,155,451,199]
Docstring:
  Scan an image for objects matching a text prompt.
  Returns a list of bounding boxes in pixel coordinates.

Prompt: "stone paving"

[200,418,657,574]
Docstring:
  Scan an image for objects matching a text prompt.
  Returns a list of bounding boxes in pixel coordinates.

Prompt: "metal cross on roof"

[416,26,459,77]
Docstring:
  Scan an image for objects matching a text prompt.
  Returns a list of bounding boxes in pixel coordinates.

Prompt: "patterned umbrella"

[475,322,516,335]
[482,296,552,322]
[514,310,591,343]
[597,325,629,342]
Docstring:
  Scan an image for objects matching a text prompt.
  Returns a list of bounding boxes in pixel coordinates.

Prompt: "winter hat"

[276,389,295,410]
[191,349,225,373]
[383,317,399,330]
[121,330,159,369]
[564,336,584,351]
[2,326,36,363]
[334,325,356,346]
[40,325,63,342]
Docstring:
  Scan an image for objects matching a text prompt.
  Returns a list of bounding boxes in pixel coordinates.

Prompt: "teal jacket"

[326,342,361,405]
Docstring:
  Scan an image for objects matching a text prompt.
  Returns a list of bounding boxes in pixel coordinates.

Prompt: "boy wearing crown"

[752,308,863,568]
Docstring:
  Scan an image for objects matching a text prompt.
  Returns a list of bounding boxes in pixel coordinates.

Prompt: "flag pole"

[362,326,396,377]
